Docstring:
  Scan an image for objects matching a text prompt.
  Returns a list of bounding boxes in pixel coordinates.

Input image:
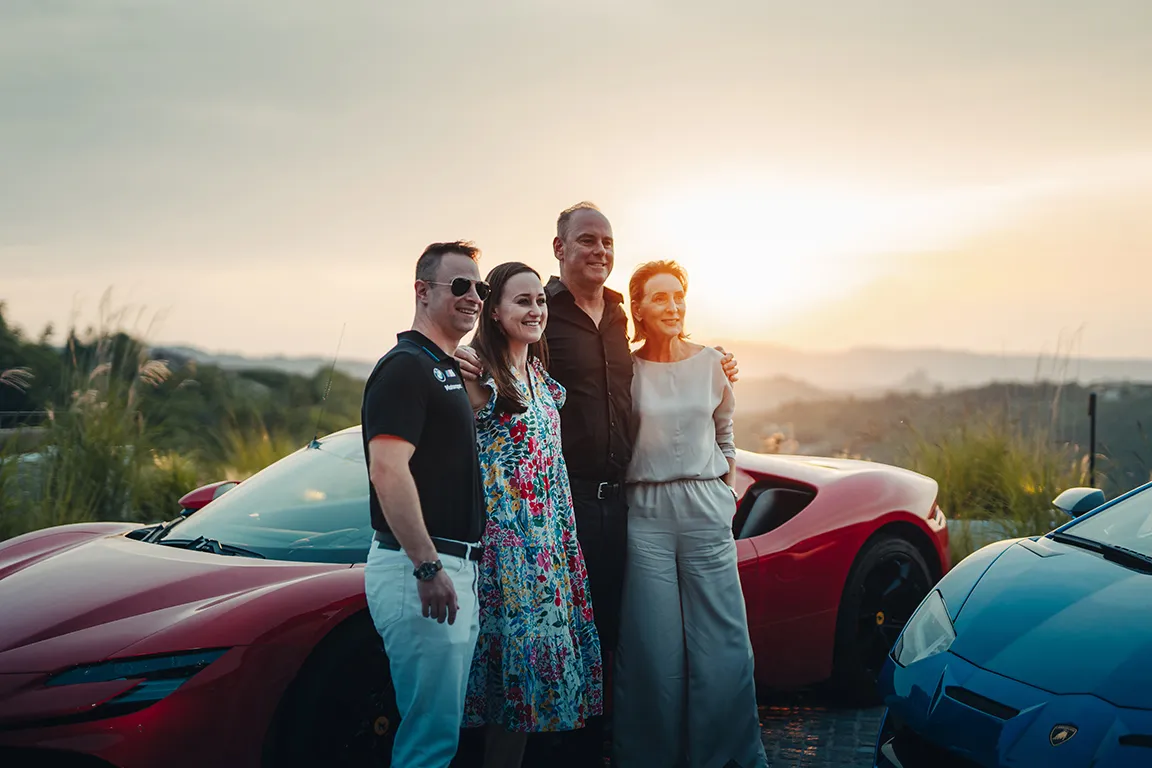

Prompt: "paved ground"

[504,691,884,767]
[759,694,884,768]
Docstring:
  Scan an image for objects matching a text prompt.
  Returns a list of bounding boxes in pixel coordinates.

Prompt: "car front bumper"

[0,644,299,768]
[874,651,1152,767]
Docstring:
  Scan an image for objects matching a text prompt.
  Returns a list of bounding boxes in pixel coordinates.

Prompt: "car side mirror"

[1052,487,1106,518]
[178,480,239,516]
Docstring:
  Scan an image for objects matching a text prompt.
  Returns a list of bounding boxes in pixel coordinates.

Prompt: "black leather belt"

[373,530,483,561]
[569,478,624,500]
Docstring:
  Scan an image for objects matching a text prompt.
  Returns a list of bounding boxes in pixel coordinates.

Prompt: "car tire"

[831,534,932,705]
[266,612,399,767]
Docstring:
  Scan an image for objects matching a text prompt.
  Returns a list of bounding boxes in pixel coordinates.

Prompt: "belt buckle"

[597,482,608,500]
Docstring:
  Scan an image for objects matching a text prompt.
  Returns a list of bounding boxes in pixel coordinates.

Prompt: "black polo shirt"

[361,330,483,543]
[544,276,635,482]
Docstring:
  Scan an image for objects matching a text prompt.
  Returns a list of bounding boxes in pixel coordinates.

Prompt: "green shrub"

[903,415,1088,562]
[211,421,302,481]
[0,296,360,542]
[134,450,205,523]
[0,316,181,538]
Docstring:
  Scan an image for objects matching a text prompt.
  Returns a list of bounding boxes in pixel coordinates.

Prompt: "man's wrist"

[409,551,438,568]
[413,559,443,581]
[402,540,439,566]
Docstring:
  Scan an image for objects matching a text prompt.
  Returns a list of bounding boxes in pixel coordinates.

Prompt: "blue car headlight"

[893,590,955,667]
[42,649,228,722]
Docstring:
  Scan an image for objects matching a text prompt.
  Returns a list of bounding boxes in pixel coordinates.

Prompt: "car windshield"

[1064,486,1152,558]
[158,430,373,564]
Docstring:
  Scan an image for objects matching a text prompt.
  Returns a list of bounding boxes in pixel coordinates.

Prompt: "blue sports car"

[875,483,1152,767]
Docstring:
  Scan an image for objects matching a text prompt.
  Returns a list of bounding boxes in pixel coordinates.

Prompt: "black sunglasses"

[427,277,490,300]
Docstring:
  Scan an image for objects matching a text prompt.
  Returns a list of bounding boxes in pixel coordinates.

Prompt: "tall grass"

[1,318,169,535]
[214,421,303,480]
[0,299,208,539]
[0,292,338,542]
[904,414,1088,563]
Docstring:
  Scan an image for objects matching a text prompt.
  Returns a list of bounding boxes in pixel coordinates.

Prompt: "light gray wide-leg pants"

[613,477,767,768]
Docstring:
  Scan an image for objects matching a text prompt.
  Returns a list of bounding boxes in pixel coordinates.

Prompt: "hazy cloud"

[2,1,1151,357]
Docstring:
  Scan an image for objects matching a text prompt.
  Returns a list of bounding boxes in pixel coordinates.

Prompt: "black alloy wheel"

[268,612,399,767]
[832,535,933,704]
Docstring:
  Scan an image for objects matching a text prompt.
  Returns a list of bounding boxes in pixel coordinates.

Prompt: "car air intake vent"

[945,686,1020,720]
[733,486,815,540]
[1119,735,1152,748]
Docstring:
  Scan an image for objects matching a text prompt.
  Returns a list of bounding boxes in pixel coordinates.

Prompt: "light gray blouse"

[625,346,736,484]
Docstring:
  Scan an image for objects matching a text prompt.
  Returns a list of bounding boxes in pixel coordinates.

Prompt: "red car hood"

[735,450,935,486]
[0,532,346,673]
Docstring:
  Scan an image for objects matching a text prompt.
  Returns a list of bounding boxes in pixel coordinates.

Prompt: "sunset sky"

[3,1,1151,362]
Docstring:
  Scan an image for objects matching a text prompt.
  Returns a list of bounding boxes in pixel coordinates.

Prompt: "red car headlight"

[44,649,229,721]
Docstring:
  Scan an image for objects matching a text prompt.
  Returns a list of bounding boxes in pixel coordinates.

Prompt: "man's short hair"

[556,201,602,241]
[415,241,481,282]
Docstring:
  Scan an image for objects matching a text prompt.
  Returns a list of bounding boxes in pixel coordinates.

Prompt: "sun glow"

[622,178,1050,339]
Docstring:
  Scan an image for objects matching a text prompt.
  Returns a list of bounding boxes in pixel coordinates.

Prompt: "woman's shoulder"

[531,356,566,406]
[698,345,732,389]
[692,343,718,359]
[686,343,722,367]
[529,355,554,384]
[633,341,712,363]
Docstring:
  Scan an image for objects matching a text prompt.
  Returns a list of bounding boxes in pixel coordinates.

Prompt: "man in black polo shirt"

[362,240,487,768]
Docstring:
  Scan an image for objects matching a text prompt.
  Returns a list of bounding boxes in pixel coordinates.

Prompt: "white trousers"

[613,478,768,768]
[365,542,480,768]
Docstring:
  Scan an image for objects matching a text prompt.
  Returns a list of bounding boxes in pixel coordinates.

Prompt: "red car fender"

[0,554,373,768]
[736,466,947,689]
[108,562,373,758]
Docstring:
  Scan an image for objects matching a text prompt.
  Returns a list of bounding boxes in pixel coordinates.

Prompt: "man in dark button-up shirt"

[544,276,634,481]
[539,202,632,767]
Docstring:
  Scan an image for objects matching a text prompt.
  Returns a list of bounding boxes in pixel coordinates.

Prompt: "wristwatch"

[413,560,443,581]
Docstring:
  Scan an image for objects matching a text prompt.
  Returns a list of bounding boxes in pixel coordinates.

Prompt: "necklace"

[511,360,534,401]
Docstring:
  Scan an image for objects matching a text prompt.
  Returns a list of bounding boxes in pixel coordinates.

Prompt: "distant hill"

[156,342,1152,395]
[710,341,1152,392]
[730,375,830,411]
[152,345,378,380]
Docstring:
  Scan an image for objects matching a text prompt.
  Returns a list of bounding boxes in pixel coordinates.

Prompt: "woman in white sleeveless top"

[613,260,767,768]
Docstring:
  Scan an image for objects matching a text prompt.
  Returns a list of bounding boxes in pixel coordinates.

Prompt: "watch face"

[415,560,442,581]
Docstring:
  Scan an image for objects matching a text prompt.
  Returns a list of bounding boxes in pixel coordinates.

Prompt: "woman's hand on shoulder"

[453,344,484,382]
[454,346,492,414]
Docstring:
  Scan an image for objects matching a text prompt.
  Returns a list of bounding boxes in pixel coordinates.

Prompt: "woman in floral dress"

[461,262,602,768]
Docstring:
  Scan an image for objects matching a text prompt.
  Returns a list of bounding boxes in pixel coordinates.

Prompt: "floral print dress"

[463,356,603,732]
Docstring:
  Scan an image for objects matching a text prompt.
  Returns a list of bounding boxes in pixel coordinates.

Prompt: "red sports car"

[0,426,948,767]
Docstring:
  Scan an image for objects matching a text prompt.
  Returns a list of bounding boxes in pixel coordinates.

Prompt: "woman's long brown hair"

[472,262,550,415]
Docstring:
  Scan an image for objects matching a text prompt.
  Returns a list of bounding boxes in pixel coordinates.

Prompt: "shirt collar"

[546,276,624,305]
[397,330,448,362]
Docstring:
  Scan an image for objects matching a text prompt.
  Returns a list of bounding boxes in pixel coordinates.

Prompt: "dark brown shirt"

[544,276,635,482]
